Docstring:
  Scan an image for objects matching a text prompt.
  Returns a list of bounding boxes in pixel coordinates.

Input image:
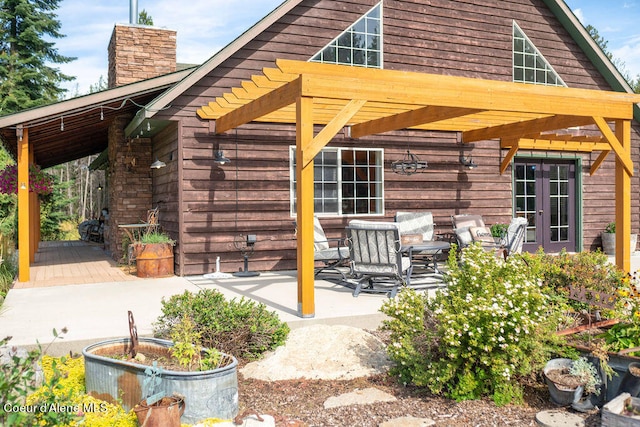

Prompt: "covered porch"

[197,59,640,318]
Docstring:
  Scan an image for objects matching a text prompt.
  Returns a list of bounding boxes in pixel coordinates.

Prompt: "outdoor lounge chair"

[345,220,413,298]
[451,214,487,249]
[452,214,528,258]
[501,217,528,256]
[311,217,350,277]
[394,211,435,242]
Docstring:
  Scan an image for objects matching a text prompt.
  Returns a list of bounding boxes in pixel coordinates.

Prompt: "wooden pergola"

[197,59,640,318]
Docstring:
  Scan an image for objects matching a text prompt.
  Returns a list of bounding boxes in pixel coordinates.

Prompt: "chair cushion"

[315,246,349,261]
[395,211,434,241]
[313,217,330,251]
[470,226,494,244]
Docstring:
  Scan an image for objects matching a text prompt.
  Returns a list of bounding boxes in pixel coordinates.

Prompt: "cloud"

[573,8,586,24]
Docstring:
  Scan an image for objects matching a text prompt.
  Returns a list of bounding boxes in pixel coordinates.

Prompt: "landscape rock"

[323,387,397,408]
[240,324,391,381]
[378,416,436,427]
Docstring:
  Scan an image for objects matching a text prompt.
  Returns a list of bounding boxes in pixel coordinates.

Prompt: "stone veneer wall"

[106,115,153,261]
[107,24,176,88]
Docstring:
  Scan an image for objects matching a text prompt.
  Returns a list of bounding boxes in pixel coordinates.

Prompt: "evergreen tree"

[587,24,639,93]
[138,9,153,26]
[0,0,75,115]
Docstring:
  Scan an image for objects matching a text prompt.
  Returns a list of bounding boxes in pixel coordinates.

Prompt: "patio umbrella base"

[233,255,260,277]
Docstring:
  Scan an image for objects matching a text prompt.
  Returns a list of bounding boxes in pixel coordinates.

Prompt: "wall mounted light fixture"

[150,158,166,169]
[459,155,478,169]
[214,149,230,165]
[391,150,428,175]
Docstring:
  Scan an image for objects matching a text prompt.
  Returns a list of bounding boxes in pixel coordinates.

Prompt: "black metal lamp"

[459,155,478,169]
[391,150,428,175]
[214,149,230,165]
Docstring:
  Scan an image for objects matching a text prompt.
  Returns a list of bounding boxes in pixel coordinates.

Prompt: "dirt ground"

[234,325,601,427]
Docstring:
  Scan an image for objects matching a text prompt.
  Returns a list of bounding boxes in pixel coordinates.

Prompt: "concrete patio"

[0,241,389,356]
[2,240,639,356]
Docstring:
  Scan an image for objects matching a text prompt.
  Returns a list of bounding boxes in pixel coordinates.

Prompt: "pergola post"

[17,127,30,282]
[296,96,315,317]
[615,119,632,272]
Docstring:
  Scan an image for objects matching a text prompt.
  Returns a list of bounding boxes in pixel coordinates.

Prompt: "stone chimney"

[107,24,177,88]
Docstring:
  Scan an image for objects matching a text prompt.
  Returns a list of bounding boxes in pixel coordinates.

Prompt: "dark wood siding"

[152,0,639,275]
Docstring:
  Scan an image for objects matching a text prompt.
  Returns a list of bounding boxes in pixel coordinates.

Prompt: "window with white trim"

[310,3,383,68]
[290,146,384,216]
[513,21,566,87]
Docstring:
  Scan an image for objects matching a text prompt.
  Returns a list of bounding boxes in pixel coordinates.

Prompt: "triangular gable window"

[310,3,382,68]
[513,21,566,87]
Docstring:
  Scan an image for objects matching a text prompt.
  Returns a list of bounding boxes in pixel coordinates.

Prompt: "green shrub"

[0,336,41,426]
[154,289,290,361]
[0,255,17,302]
[521,249,627,319]
[381,244,566,406]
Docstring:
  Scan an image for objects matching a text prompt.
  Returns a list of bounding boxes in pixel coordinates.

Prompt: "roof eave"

[543,0,640,122]
[127,0,302,132]
[0,68,194,129]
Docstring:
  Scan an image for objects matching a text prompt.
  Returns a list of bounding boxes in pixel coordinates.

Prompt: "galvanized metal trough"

[82,337,238,424]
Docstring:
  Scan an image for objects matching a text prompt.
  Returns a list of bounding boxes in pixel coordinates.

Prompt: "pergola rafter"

[197,59,640,318]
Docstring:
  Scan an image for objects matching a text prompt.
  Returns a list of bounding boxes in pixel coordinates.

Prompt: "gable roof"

[0,68,193,168]
[133,0,639,132]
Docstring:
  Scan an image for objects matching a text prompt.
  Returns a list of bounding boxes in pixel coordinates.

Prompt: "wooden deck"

[13,241,140,289]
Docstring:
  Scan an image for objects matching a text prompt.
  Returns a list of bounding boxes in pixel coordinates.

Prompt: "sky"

[50,0,640,96]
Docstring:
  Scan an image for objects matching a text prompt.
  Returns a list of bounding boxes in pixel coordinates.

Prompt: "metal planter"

[82,337,238,424]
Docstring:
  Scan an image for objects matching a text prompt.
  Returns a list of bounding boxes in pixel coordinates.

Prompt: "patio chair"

[310,217,350,278]
[501,217,528,256]
[451,214,487,249]
[395,211,447,274]
[394,211,435,242]
[345,220,413,298]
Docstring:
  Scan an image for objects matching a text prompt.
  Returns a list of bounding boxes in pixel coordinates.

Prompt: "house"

[0,0,639,317]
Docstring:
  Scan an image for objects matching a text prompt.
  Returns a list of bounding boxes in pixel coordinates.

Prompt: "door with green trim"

[514,160,576,253]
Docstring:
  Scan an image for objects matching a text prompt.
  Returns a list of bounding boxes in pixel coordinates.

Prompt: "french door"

[514,160,577,253]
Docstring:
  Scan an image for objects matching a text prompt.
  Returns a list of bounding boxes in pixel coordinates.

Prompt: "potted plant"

[602,222,638,255]
[490,223,508,245]
[543,357,601,407]
[133,231,176,278]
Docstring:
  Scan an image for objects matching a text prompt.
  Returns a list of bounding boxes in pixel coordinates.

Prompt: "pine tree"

[0,0,75,115]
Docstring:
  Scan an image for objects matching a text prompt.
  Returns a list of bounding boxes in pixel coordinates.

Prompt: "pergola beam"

[593,116,634,176]
[463,115,595,143]
[351,106,481,138]
[197,77,301,133]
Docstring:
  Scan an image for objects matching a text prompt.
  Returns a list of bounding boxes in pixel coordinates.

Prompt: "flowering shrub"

[0,164,54,194]
[522,249,627,320]
[26,355,137,427]
[381,244,566,405]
